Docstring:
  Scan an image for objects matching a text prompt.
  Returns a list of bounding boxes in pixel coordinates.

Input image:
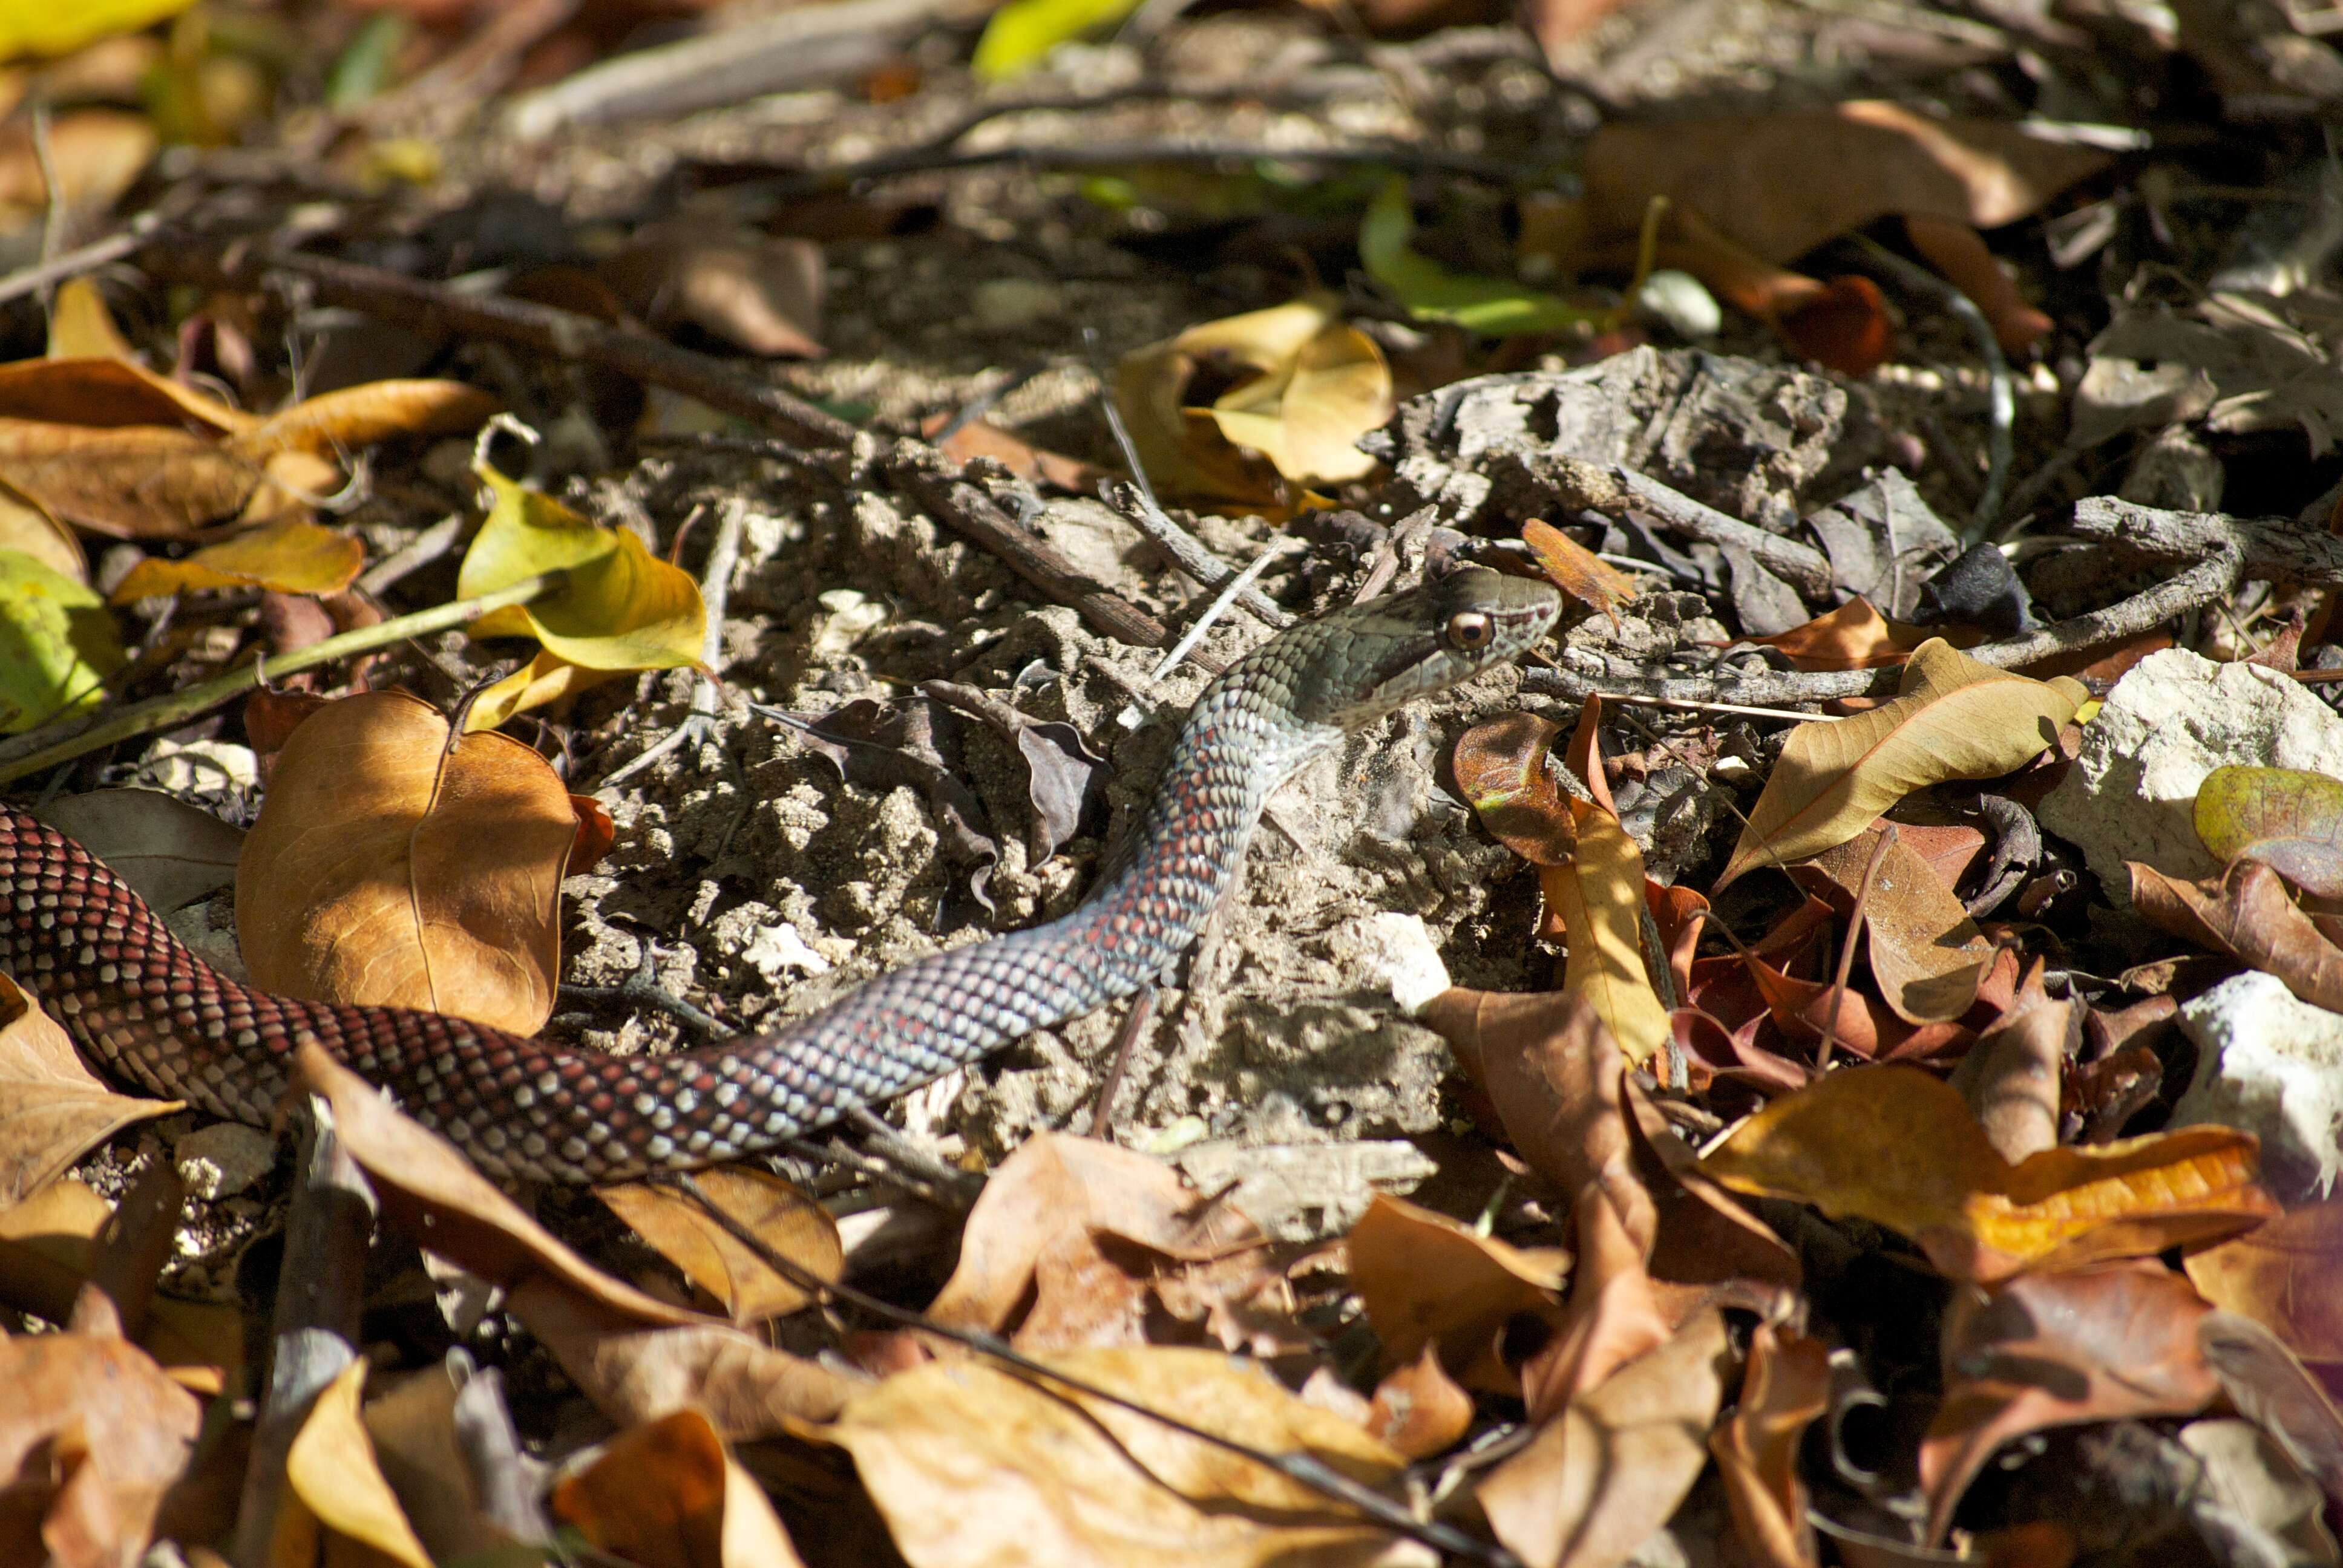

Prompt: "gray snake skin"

[0,569,1559,1182]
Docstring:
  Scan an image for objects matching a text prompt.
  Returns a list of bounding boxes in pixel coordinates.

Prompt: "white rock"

[1637,269,1722,339]
[174,1122,278,1200]
[2038,648,2343,900]
[739,920,831,983]
[1342,912,1452,1016]
[2174,971,2343,1202]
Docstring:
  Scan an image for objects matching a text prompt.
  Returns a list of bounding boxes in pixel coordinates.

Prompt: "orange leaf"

[1700,1065,2276,1281]
[1522,518,1635,621]
[1742,599,1927,671]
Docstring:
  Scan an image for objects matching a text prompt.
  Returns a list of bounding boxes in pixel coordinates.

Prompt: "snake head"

[1277,565,1562,731]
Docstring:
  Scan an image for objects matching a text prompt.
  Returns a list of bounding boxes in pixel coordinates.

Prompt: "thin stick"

[1850,236,2015,543]
[0,572,561,786]
[1104,480,1291,629]
[659,1172,1520,1568]
[0,223,149,309]
[1818,826,1896,1068]
[1582,691,1850,723]
[1149,544,1287,682]
[1086,988,1158,1139]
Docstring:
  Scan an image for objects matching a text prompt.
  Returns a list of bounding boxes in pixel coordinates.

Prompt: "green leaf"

[0,550,123,733]
[2196,764,2343,897]
[459,461,704,679]
[1359,177,1599,338]
[971,0,1144,79]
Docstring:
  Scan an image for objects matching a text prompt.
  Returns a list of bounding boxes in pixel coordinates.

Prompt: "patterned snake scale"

[0,569,1559,1183]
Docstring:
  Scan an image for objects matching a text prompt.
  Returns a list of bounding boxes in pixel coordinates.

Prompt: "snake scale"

[0,567,1559,1183]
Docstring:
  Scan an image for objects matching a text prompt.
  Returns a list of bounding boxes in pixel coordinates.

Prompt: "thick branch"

[2073,496,2343,583]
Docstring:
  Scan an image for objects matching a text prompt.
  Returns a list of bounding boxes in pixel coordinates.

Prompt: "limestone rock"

[2172,970,2343,1203]
[2038,648,2343,901]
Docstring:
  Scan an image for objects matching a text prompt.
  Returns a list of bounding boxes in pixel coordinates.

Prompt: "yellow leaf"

[1555,797,1671,1070]
[1700,1065,2275,1281]
[0,0,194,63]
[1112,293,1392,502]
[231,379,499,460]
[0,548,122,731]
[108,517,363,601]
[0,476,83,582]
[280,1361,434,1568]
[1719,639,2083,887]
[460,461,704,674]
[45,278,136,360]
[464,648,629,731]
[597,1167,843,1323]
[971,0,1144,78]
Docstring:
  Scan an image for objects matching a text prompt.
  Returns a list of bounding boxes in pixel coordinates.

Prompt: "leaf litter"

[13,2,2343,1564]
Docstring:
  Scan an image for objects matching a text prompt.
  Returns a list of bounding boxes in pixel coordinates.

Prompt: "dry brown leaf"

[109,517,364,601]
[1947,962,2071,1165]
[272,1359,434,1568]
[1719,641,2085,888]
[1345,1192,1568,1394]
[237,689,578,1033]
[1477,1307,1733,1568]
[829,1345,1424,1568]
[0,1179,243,1385]
[1415,990,1649,1243]
[549,1408,806,1568]
[922,411,1107,492]
[1452,711,1575,866]
[1523,519,1636,621]
[1919,1262,2217,1544]
[1520,1183,1672,1425]
[293,1040,857,1436]
[1700,1064,2276,1282]
[292,1039,702,1328]
[34,788,243,913]
[598,1167,842,1324]
[0,109,154,225]
[1711,1324,1829,1568]
[2186,1195,2343,1362]
[2197,1310,2343,1514]
[1902,212,2053,357]
[1577,103,2111,268]
[0,420,261,538]
[925,1131,1271,1353]
[2132,858,2343,1013]
[0,355,248,434]
[0,970,182,1211]
[0,1284,201,1568]
[1741,598,1927,671]
[230,380,500,462]
[1792,827,1994,1025]
[359,1362,535,1565]
[0,475,84,581]
[1619,1076,1804,1311]
[605,224,827,359]
[1366,1344,1475,1460]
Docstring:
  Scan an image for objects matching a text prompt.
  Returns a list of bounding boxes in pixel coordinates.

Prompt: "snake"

[0,567,1560,1183]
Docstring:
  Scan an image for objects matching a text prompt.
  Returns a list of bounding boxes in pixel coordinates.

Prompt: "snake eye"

[1445,610,1495,650]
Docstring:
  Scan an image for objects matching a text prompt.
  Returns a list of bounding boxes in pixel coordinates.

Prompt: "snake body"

[0,568,1558,1183]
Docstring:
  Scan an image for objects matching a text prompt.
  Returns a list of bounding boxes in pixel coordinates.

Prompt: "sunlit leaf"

[459,462,705,674]
[0,0,195,62]
[2196,765,2343,897]
[1361,178,1599,338]
[108,517,364,601]
[1719,639,2084,887]
[971,0,1145,78]
[1701,1064,2275,1281]
[0,548,121,732]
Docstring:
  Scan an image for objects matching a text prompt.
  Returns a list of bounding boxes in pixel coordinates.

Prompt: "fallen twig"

[1105,479,1292,629]
[1524,456,1837,601]
[0,572,563,786]
[1522,537,2241,709]
[137,240,1183,656]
